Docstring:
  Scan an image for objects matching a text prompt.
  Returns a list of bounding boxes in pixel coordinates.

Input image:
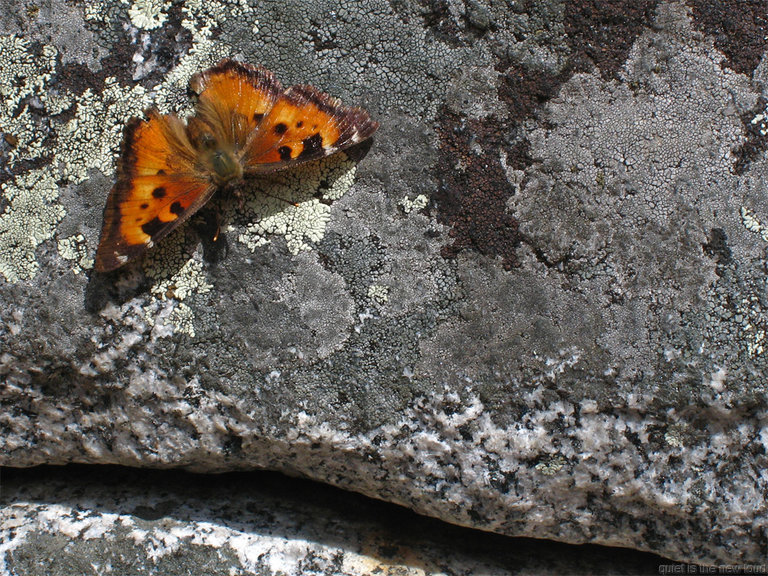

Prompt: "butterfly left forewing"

[242,84,379,173]
[95,111,215,272]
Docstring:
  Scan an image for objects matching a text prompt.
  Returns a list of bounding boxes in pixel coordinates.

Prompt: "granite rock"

[0,466,667,575]
[1,0,767,566]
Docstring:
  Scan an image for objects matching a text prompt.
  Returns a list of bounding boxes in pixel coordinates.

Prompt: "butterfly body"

[94,59,378,272]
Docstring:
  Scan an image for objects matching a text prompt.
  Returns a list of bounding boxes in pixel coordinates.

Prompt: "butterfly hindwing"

[243,84,379,172]
[94,111,215,272]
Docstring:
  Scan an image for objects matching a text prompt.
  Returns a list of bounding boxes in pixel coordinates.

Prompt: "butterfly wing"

[189,59,283,151]
[94,110,216,272]
[242,84,379,173]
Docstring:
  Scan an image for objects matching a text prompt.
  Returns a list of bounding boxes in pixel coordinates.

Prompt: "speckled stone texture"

[0,466,667,575]
[1,0,767,568]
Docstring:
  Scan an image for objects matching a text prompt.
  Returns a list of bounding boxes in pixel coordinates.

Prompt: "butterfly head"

[207,146,242,184]
[188,120,243,185]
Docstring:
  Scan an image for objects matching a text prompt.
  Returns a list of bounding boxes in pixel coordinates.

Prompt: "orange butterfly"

[94,59,379,272]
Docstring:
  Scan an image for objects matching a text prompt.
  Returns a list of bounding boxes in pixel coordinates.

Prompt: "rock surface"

[1,466,666,575]
[1,0,767,567]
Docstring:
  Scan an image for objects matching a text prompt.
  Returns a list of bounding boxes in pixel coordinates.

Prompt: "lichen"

[57,234,94,274]
[0,170,66,282]
[140,227,213,337]
[0,36,61,169]
[0,35,57,113]
[737,207,768,356]
[181,0,258,40]
[56,79,149,184]
[740,206,768,242]
[399,194,428,214]
[367,284,389,305]
[238,153,357,254]
[534,454,566,476]
[127,0,169,30]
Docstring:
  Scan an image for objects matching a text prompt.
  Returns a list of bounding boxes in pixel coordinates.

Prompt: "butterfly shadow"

[83,139,375,315]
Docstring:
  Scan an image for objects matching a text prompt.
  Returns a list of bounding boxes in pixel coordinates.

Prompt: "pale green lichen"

[140,228,212,336]
[664,425,686,448]
[56,78,149,184]
[0,35,57,113]
[737,207,768,356]
[740,206,768,242]
[737,292,766,357]
[127,0,168,30]
[0,170,66,282]
[57,234,94,274]
[181,0,258,40]
[534,454,566,476]
[399,194,429,214]
[0,36,61,169]
[238,153,357,254]
[166,301,197,337]
[367,284,389,305]
[2,106,48,166]
[83,0,122,26]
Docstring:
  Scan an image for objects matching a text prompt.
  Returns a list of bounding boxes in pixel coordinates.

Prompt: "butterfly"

[94,59,379,272]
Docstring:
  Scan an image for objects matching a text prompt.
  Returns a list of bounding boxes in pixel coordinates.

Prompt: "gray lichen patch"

[0,0,107,67]
[274,251,355,359]
[508,4,762,376]
[228,0,480,119]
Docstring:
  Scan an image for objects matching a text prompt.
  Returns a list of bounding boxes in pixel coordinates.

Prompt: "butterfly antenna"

[259,189,300,207]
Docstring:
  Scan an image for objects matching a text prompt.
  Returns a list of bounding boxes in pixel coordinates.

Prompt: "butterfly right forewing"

[241,84,379,173]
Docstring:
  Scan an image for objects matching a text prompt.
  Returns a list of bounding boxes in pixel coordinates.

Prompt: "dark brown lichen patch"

[689,0,768,76]
[416,0,466,47]
[497,65,572,123]
[54,62,105,99]
[432,110,522,270]
[733,96,768,175]
[564,0,658,79]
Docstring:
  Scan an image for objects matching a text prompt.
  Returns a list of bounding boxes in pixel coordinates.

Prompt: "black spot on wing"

[140,203,149,209]
[278,146,292,161]
[274,122,288,135]
[141,217,165,238]
[157,169,166,175]
[170,201,184,216]
[253,112,264,122]
[152,187,167,198]
[299,133,324,159]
